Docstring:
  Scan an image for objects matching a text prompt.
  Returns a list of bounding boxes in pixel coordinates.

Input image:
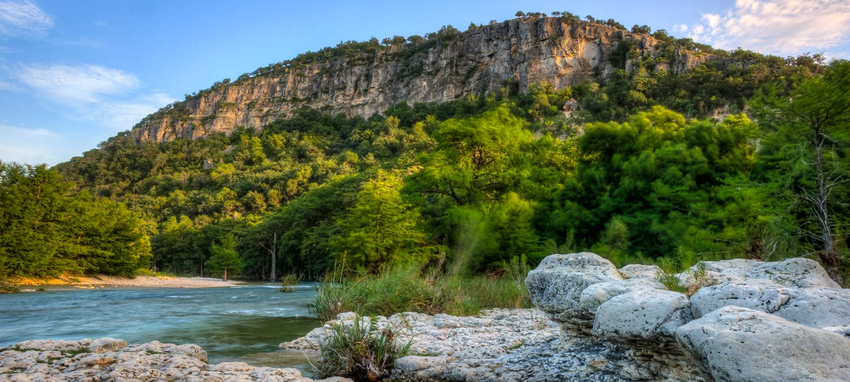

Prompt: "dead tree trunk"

[811,125,841,284]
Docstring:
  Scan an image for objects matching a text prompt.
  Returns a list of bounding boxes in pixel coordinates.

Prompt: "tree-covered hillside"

[2,15,847,286]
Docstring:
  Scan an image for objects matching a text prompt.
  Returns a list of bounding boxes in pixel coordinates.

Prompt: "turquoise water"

[0,283,321,370]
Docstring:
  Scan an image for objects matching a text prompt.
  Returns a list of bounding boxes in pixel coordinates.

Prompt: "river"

[0,283,321,372]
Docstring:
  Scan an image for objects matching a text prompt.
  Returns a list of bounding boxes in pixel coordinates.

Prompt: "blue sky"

[1,0,848,166]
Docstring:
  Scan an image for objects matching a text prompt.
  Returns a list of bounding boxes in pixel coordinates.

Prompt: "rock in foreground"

[0,338,350,382]
[526,253,850,382]
[281,255,849,381]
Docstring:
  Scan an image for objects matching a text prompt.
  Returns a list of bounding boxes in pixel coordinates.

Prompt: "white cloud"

[15,63,139,103]
[0,0,53,38]
[703,13,721,29]
[0,124,64,165]
[687,0,850,57]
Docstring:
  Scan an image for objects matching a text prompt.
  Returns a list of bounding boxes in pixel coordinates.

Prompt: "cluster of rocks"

[525,253,850,381]
[0,338,350,382]
[285,253,850,381]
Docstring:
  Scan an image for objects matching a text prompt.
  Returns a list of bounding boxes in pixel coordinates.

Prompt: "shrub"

[316,314,411,381]
[0,281,19,294]
[279,273,299,292]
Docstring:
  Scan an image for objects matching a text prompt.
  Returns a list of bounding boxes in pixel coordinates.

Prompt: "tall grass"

[279,273,299,292]
[315,314,411,381]
[311,260,532,322]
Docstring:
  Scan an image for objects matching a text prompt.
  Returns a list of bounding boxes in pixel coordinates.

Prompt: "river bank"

[0,338,349,382]
[11,275,242,290]
[4,254,849,381]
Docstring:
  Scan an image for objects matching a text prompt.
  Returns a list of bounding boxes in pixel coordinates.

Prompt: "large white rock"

[525,253,622,326]
[676,306,850,382]
[579,277,665,314]
[618,264,662,279]
[678,257,839,291]
[593,288,691,342]
[690,280,850,328]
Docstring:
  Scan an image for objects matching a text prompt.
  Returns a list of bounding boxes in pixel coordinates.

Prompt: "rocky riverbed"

[3,254,849,381]
[0,338,348,382]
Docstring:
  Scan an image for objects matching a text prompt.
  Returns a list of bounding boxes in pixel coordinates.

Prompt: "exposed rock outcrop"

[282,254,849,381]
[526,253,850,382]
[677,306,850,382]
[0,339,350,382]
[128,17,709,143]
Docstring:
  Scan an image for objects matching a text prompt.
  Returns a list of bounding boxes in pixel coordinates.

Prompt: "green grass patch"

[311,260,532,322]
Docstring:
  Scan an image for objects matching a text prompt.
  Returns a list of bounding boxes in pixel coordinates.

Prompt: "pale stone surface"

[579,277,665,314]
[690,280,850,328]
[0,339,349,382]
[525,252,622,327]
[676,306,850,382]
[282,308,701,382]
[618,264,662,279]
[88,338,127,353]
[593,288,691,342]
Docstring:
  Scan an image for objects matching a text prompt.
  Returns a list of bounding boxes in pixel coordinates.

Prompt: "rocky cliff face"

[130,17,707,143]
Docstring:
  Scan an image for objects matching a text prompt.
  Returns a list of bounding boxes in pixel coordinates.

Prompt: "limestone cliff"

[130,17,709,143]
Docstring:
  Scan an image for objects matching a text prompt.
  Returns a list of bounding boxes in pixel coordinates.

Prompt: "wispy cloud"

[686,0,850,57]
[15,63,139,103]
[0,0,53,38]
[0,124,65,165]
[8,63,175,133]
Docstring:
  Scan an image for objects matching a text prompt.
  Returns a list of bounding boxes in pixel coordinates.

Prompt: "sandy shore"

[14,275,243,289]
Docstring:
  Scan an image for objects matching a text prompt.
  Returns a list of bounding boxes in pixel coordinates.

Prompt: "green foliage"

[334,171,429,270]
[205,234,241,281]
[751,61,850,282]
[311,262,532,322]
[50,56,849,284]
[544,106,761,261]
[316,313,412,381]
[279,273,298,292]
[0,162,151,278]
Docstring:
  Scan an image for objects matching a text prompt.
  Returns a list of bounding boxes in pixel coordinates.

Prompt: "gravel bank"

[15,275,243,289]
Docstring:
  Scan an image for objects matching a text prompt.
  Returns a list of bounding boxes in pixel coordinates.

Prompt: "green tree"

[752,61,850,283]
[0,162,151,277]
[334,171,428,270]
[206,234,241,281]
[408,106,532,206]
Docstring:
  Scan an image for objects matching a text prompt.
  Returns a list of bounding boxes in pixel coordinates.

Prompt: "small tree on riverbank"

[206,234,241,281]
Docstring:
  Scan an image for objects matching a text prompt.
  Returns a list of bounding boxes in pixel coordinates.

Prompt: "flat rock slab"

[676,306,850,382]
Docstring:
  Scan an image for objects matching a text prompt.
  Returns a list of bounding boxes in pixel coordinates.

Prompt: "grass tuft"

[316,314,411,381]
[279,274,299,292]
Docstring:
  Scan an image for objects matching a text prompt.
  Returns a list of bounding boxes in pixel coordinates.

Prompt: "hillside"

[4,13,846,286]
[128,16,711,143]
